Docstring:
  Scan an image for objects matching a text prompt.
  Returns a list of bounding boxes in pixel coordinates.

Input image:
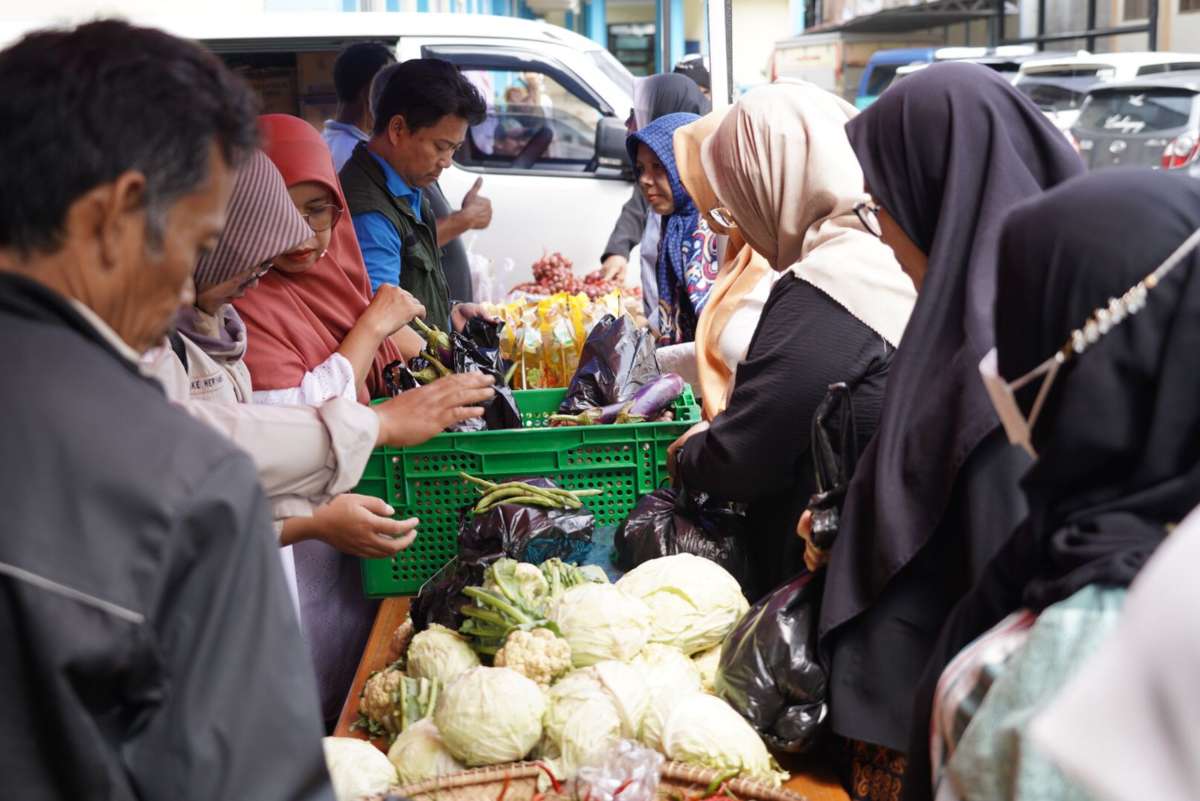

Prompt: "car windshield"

[1018,80,1089,112]
[1076,88,1198,134]
[864,63,901,96]
[588,49,635,98]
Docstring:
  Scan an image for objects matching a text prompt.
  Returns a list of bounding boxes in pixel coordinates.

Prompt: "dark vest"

[340,142,452,328]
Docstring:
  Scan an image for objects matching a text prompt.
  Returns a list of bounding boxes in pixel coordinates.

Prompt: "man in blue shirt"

[323,42,393,172]
[339,58,492,330]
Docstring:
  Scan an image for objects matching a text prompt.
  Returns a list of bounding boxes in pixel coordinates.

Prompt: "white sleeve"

[252,352,359,407]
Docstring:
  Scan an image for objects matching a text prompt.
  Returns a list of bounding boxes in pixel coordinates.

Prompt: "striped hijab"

[192,149,312,292]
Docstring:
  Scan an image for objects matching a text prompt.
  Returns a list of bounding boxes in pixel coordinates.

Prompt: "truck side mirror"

[594,116,632,176]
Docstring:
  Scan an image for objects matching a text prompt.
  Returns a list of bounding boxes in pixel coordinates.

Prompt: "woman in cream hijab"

[672,108,775,420]
[667,80,916,598]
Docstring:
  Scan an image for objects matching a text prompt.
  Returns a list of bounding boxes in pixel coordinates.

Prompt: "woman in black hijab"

[816,62,1083,792]
[599,73,711,296]
[906,168,1200,800]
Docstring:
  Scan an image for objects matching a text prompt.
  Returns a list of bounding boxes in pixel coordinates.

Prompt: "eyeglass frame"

[237,260,273,291]
[979,225,1200,459]
[853,200,883,238]
[707,206,738,232]
[300,202,343,233]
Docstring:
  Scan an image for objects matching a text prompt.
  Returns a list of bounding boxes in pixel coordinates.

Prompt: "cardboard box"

[237,66,299,116]
[300,99,339,133]
[297,51,340,101]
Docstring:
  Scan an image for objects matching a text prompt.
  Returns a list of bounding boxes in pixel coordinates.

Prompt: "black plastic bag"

[383,360,419,396]
[451,328,522,431]
[459,477,594,564]
[559,314,659,414]
[413,477,595,631]
[410,554,498,632]
[714,571,828,753]
[614,487,751,591]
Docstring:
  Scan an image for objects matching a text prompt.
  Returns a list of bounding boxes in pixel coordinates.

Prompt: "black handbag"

[806,382,859,556]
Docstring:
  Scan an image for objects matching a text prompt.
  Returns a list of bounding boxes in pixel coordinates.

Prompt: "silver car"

[1071,72,1200,175]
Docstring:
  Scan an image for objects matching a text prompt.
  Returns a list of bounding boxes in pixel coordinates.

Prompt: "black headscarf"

[635,73,710,127]
[821,63,1084,643]
[902,167,1200,801]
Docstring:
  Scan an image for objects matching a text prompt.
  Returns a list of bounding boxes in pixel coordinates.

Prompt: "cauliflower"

[494,628,572,687]
[360,664,406,737]
[358,663,441,742]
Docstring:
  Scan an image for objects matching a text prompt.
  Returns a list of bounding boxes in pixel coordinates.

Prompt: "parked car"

[0,12,637,285]
[856,47,936,108]
[1071,71,1200,175]
[1016,51,1200,133]
[890,47,1080,85]
[767,31,943,103]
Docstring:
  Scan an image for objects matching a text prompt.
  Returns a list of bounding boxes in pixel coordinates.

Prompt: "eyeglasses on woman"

[301,202,343,233]
[853,200,883,238]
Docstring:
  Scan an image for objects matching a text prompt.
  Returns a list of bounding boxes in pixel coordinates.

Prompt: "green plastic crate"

[356,385,700,596]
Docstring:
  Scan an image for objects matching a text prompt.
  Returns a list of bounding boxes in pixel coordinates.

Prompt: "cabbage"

[541,661,650,777]
[322,736,397,801]
[639,689,688,753]
[406,624,480,686]
[631,644,702,696]
[615,554,749,655]
[549,583,651,667]
[387,719,465,785]
[693,644,722,694]
[434,667,546,766]
[659,694,788,787]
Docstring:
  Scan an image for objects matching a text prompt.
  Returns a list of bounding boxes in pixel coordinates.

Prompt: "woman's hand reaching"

[312,494,418,559]
[373,372,495,447]
[364,284,426,338]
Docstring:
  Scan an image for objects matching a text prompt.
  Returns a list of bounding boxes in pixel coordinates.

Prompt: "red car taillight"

[1162,130,1200,169]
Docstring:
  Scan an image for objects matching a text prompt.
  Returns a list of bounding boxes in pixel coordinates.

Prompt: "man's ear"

[97,170,149,271]
[387,113,409,146]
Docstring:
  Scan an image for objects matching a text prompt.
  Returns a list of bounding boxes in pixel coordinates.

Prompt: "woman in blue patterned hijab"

[627,111,718,344]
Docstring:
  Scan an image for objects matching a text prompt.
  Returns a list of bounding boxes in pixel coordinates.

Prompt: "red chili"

[496,774,512,801]
[537,762,565,794]
[613,779,635,798]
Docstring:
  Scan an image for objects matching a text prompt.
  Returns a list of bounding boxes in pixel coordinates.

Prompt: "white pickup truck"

[0,12,638,286]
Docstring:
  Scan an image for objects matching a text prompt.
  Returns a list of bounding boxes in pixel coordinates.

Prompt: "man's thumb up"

[464,176,484,203]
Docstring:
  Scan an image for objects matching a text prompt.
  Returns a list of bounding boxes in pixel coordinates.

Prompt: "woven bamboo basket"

[368,761,808,801]
[364,622,811,801]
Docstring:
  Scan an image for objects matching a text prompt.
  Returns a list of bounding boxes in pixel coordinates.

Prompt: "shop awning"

[812,0,1015,35]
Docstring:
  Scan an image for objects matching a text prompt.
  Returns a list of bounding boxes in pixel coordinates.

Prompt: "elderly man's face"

[111,143,234,351]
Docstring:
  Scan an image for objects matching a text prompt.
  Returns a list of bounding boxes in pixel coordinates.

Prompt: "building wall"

[1160,0,1200,50]
[728,0,790,86]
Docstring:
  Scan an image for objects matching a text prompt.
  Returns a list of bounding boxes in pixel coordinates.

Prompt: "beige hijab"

[700,80,916,347]
[675,108,774,419]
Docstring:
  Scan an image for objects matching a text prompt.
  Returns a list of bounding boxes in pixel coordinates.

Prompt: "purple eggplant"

[625,373,685,420]
[548,401,627,426]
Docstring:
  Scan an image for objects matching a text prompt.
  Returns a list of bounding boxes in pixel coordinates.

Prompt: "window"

[1124,0,1150,19]
[1076,89,1198,133]
[1018,81,1087,113]
[864,64,900,97]
[1136,61,1200,76]
[459,68,602,172]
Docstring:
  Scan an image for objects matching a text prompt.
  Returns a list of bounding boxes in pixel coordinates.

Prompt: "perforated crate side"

[359,385,700,596]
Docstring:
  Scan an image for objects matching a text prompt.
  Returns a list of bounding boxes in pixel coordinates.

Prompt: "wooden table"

[335,599,849,801]
[335,596,411,741]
